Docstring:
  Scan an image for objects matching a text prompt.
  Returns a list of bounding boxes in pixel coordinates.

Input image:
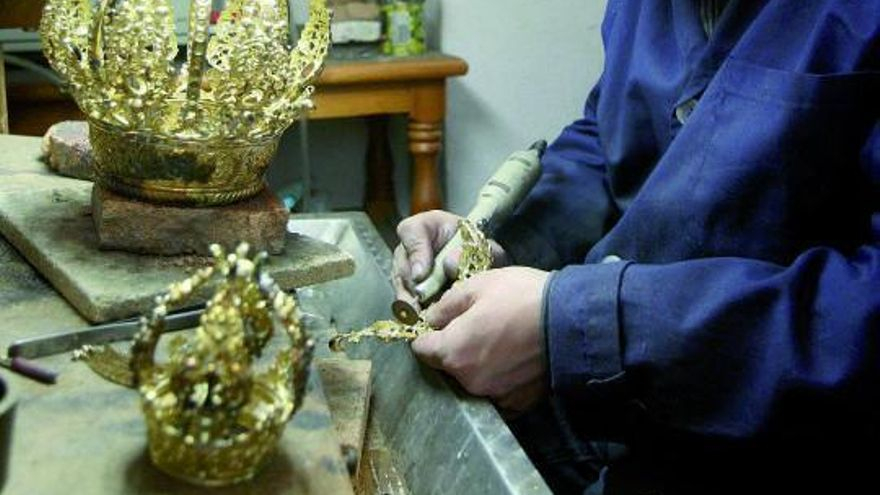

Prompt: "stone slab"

[0,179,355,323]
[42,120,94,181]
[93,185,289,256]
[316,358,372,479]
[0,134,53,179]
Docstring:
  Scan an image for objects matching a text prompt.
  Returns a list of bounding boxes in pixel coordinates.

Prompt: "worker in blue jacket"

[393,0,879,492]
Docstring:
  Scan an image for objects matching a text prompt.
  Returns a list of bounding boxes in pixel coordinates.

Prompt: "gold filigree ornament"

[74,243,314,486]
[330,219,493,350]
[40,0,331,206]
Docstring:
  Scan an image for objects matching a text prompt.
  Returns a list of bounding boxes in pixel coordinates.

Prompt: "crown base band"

[89,120,280,207]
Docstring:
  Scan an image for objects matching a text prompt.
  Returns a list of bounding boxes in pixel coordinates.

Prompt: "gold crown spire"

[75,242,313,486]
[41,0,330,140]
[40,0,331,205]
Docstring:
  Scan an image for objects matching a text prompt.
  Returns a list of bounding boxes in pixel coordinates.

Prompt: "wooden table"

[311,53,468,216]
[1,1,468,217]
[3,0,469,215]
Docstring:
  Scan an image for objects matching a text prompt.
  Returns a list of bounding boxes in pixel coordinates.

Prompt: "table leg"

[364,116,397,225]
[408,119,442,213]
[408,82,445,214]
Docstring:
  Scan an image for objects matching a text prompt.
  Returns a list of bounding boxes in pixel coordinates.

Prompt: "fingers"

[489,240,511,268]
[396,219,433,282]
[425,283,475,330]
[410,330,445,369]
[411,307,480,376]
[395,210,460,283]
[442,246,462,280]
[409,268,550,414]
[392,245,418,302]
[411,284,477,370]
[413,314,546,412]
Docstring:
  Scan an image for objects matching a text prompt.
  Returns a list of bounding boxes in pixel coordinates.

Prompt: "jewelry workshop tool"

[7,307,204,360]
[0,354,58,385]
[392,140,546,324]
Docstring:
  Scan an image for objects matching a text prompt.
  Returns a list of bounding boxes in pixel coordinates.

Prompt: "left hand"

[411,267,551,412]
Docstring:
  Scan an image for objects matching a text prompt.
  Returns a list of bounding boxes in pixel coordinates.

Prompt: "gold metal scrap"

[40,0,331,205]
[329,315,434,352]
[456,217,493,280]
[330,219,493,351]
[74,243,312,487]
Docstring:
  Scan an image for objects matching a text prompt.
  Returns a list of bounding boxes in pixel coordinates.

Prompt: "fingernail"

[424,306,438,326]
[411,261,424,279]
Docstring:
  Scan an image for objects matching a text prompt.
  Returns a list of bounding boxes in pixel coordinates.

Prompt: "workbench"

[0,135,359,495]
[0,134,547,495]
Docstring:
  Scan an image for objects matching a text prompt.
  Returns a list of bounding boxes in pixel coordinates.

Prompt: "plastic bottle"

[381,0,425,56]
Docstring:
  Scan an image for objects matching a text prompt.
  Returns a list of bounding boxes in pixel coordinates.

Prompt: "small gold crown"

[75,242,313,486]
[40,0,331,205]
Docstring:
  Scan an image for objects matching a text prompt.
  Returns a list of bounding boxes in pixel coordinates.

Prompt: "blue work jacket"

[497,0,879,485]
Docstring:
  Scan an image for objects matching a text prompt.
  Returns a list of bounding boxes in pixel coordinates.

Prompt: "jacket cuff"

[545,261,632,393]
[493,220,562,271]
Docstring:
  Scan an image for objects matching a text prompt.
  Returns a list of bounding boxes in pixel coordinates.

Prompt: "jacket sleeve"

[495,3,621,270]
[546,126,880,442]
[494,81,617,270]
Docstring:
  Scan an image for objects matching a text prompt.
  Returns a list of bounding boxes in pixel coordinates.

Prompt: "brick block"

[92,185,288,256]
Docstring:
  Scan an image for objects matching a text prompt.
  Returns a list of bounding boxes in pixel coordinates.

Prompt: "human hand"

[392,210,509,308]
[411,267,550,412]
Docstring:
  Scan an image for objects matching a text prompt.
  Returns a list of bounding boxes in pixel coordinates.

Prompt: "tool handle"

[466,142,545,230]
[10,357,59,385]
[413,141,545,303]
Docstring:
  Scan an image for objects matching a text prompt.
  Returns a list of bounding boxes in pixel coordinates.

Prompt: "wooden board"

[316,358,372,480]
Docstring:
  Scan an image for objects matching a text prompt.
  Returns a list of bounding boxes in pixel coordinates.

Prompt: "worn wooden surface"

[319,53,467,86]
[317,358,372,480]
[0,181,355,323]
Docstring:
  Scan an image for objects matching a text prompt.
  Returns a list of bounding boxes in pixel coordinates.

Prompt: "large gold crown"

[40,0,331,205]
[75,243,313,486]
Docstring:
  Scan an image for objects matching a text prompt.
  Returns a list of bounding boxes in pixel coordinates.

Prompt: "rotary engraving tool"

[392,140,547,324]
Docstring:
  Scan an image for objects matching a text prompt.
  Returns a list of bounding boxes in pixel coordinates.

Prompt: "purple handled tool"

[0,355,58,385]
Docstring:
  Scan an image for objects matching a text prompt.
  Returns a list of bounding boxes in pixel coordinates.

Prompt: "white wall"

[272,0,608,216]
[436,0,607,214]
